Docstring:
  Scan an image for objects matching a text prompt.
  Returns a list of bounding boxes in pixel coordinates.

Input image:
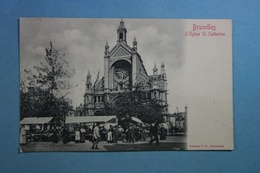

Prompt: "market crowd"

[20,122,168,149]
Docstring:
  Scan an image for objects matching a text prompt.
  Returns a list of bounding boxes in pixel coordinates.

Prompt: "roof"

[117,19,127,31]
[109,42,133,57]
[20,117,53,125]
[92,77,104,90]
[149,74,163,79]
[65,116,117,124]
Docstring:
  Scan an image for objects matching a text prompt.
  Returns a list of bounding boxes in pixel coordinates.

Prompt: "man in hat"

[127,123,134,143]
[149,122,160,145]
[92,123,100,149]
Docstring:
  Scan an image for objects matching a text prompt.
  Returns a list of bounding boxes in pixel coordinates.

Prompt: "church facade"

[83,20,168,116]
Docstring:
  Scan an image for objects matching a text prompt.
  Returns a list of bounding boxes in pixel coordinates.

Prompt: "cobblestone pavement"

[20,135,187,152]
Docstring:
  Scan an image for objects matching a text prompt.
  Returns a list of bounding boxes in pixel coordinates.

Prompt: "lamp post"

[60,104,67,126]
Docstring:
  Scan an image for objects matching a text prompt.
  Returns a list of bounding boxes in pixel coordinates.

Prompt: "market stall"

[20,117,54,142]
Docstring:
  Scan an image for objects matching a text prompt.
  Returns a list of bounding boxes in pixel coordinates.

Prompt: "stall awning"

[65,116,117,124]
[131,117,143,124]
[20,117,53,125]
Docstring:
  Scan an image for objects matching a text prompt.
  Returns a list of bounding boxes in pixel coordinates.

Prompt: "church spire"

[117,19,127,43]
[105,40,109,56]
[153,63,158,75]
[161,62,166,79]
[87,70,91,78]
[161,62,165,73]
[133,36,137,52]
[86,71,92,89]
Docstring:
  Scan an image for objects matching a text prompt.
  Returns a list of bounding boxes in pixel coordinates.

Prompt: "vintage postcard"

[19,18,233,151]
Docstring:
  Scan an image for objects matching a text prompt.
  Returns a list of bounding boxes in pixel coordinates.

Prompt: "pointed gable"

[109,44,133,58]
[114,47,129,57]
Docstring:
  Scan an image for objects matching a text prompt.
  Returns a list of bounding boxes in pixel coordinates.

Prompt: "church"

[82,20,168,116]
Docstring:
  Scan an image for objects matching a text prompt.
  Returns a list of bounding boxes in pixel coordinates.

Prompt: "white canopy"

[20,117,53,125]
[65,116,117,124]
[21,125,30,130]
[131,117,143,124]
[103,123,117,131]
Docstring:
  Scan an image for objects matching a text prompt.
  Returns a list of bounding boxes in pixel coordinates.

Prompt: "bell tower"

[117,19,127,44]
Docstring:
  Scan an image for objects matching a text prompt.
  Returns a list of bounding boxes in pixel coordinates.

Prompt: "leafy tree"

[20,87,73,122]
[101,84,167,124]
[20,42,75,123]
[35,42,75,98]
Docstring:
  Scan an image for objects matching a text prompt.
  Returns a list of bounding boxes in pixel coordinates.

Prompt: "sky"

[20,18,232,116]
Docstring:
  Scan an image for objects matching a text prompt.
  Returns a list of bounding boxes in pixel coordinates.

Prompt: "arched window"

[119,33,123,40]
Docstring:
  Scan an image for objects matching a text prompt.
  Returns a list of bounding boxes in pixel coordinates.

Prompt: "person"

[126,124,134,143]
[118,125,124,141]
[75,127,80,143]
[113,125,119,143]
[107,127,113,143]
[80,126,86,143]
[85,126,92,141]
[134,126,139,141]
[52,126,59,143]
[140,128,146,141]
[149,123,155,141]
[149,122,159,145]
[99,126,107,141]
[20,126,27,145]
[160,126,167,141]
[92,123,100,149]
[62,126,70,144]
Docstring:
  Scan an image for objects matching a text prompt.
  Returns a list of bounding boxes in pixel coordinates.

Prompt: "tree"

[101,84,167,124]
[20,42,75,123]
[35,42,75,98]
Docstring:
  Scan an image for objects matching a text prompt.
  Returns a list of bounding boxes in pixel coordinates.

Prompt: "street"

[20,135,187,152]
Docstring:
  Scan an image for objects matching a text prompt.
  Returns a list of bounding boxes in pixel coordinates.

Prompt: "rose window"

[114,67,129,81]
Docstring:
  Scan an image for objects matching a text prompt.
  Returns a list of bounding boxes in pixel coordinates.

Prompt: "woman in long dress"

[107,126,113,143]
[160,126,167,141]
[75,128,80,143]
[62,126,70,144]
[80,127,86,143]
[20,127,27,145]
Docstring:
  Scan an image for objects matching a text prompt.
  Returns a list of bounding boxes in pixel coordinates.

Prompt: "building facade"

[83,20,168,116]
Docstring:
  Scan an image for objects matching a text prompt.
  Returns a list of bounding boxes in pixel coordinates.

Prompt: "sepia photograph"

[20,18,233,152]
